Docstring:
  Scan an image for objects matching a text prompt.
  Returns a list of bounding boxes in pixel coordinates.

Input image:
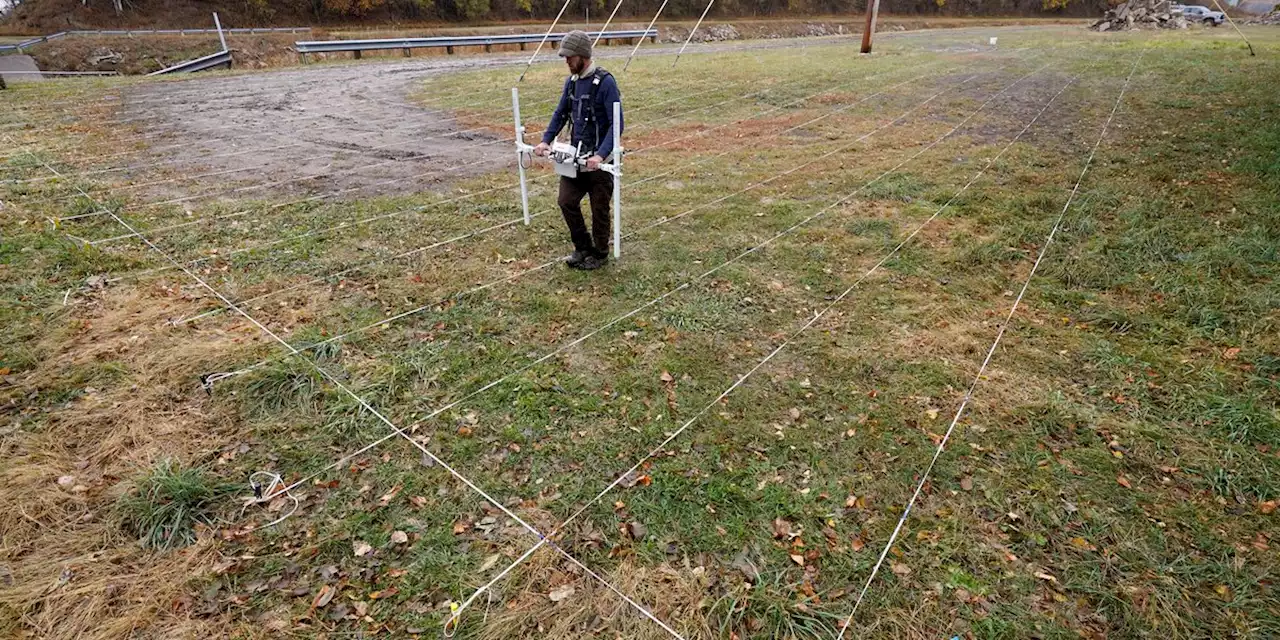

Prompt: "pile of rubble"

[663,24,741,43]
[1092,0,1189,31]
[1246,9,1280,24]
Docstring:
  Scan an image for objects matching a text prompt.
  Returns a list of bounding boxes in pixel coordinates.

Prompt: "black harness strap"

[564,67,612,156]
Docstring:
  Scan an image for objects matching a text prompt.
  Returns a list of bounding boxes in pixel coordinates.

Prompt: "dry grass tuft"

[472,552,717,640]
[0,286,257,639]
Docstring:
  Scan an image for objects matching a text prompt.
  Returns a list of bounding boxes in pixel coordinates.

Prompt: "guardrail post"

[485,43,493,52]
[446,45,454,54]
[353,49,362,59]
[403,47,411,57]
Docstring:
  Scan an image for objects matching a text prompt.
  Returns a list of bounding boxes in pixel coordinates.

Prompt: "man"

[533,30,624,271]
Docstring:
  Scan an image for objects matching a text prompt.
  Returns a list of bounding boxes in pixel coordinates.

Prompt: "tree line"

[2,0,1102,27]
[292,0,1100,21]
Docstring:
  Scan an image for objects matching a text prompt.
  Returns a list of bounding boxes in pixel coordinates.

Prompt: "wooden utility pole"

[860,0,881,54]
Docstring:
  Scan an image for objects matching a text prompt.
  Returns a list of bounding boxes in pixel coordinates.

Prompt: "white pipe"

[611,100,621,259]
[512,87,531,226]
[213,12,228,52]
[519,0,574,82]
[673,0,715,68]
[624,0,669,71]
[593,0,627,47]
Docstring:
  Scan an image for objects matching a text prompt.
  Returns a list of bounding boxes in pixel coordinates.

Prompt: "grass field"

[1,25,1278,640]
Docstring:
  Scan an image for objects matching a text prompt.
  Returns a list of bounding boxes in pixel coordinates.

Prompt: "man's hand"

[586,155,604,171]
[533,142,551,157]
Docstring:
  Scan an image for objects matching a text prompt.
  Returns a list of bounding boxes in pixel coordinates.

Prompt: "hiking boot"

[565,249,590,268]
[574,253,608,270]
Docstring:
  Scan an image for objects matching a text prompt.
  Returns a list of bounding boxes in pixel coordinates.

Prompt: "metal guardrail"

[147,49,233,76]
[68,27,311,35]
[294,29,659,58]
[0,31,67,53]
[0,27,309,53]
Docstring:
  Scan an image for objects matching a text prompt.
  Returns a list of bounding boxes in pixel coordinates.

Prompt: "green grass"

[117,460,236,550]
[1,25,1279,640]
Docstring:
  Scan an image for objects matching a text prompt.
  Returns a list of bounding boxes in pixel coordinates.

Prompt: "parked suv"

[1174,4,1227,24]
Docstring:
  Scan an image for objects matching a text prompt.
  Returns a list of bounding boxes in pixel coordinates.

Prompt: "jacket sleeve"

[593,76,623,160]
[542,78,571,145]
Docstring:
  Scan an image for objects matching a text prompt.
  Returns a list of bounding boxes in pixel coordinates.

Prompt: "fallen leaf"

[457,426,473,437]
[1117,476,1132,489]
[660,371,674,383]
[772,518,792,539]
[789,554,805,566]
[548,584,575,602]
[926,408,939,420]
[378,484,402,507]
[409,495,427,508]
[1251,533,1270,550]
[959,477,974,491]
[390,531,409,545]
[889,561,911,576]
[1260,500,1278,515]
[369,587,399,600]
[1034,570,1058,583]
[628,521,648,541]
[311,584,335,609]
[479,554,502,572]
[352,541,373,557]
[1069,537,1096,551]
[1224,347,1241,360]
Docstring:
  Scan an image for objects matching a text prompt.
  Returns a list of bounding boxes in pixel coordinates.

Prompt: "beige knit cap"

[557,30,593,58]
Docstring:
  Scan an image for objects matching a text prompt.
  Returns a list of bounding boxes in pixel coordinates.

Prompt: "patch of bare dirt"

[118,59,512,201]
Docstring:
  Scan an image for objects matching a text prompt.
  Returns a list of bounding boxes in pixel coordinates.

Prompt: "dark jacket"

[541,66,624,160]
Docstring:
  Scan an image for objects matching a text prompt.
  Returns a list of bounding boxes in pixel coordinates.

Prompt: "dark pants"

[558,171,613,257]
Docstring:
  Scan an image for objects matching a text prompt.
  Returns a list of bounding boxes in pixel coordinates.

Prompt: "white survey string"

[835,45,1146,639]
[445,51,1076,629]
[7,134,689,640]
